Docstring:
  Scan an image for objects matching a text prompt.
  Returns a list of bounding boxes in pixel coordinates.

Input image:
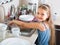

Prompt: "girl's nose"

[39,15,42,17]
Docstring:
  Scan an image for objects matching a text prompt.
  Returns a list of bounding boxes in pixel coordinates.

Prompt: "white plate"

[19,15,34,21]
[1,38,32,45]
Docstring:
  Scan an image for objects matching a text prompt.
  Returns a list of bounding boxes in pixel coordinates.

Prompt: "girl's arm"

[9,20,45,31]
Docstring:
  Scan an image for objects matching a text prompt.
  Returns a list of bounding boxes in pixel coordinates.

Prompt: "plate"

[1,38,32,45]
[19,15,34,21]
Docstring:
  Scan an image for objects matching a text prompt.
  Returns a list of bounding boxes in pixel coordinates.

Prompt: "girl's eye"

[37,12,39,14]
[41,14,44,16]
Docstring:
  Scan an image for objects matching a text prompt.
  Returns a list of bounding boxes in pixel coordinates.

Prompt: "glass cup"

[0,23,7,41]
[0,27,7,40]
[11,27,21,37]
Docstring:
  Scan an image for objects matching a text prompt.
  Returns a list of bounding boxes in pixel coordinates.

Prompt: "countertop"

[19,30,38,44]
[0,30,38,44]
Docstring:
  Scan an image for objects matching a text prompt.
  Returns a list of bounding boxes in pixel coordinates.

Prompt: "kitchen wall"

[19,0,47,6]
[20,0,38,5]
[46,0,60,25]
[20,0,28,6]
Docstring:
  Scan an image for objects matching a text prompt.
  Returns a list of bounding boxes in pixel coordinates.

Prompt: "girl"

[9,4,55,45]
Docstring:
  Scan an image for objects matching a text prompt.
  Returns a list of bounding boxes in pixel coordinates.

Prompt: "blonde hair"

[39,4,55,45]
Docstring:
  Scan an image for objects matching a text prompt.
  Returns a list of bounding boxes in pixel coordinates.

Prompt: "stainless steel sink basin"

[7,26,35,37]
[20,29,35,37]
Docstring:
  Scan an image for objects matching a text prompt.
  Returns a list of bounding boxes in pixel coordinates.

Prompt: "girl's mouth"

[38,18,43,20]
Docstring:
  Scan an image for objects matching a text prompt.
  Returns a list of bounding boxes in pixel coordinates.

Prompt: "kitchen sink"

[20,29,35,37]
[7,26,35,37]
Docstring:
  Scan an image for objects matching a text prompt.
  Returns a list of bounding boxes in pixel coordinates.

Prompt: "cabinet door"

[55,25,60,45]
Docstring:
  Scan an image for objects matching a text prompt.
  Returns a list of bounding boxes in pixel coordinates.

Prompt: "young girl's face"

[36,8,49,22]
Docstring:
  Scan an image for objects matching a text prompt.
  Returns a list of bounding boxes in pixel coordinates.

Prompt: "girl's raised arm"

[9,20,45,31]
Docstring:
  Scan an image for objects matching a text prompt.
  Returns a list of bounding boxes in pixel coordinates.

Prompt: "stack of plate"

[19,15,34,22]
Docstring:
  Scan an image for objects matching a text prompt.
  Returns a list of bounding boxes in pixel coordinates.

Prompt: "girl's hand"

[8,20,15,25]
[8,20,24,26]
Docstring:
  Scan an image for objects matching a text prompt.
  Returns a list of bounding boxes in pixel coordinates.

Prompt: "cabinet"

[55,25,60,45]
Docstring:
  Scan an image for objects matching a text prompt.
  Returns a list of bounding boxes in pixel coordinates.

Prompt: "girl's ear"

[48,14,50,19]
[46,13,50,21]
[47,12,50,18]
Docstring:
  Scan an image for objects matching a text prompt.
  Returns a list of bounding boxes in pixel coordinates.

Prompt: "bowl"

[19,15,34,21]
